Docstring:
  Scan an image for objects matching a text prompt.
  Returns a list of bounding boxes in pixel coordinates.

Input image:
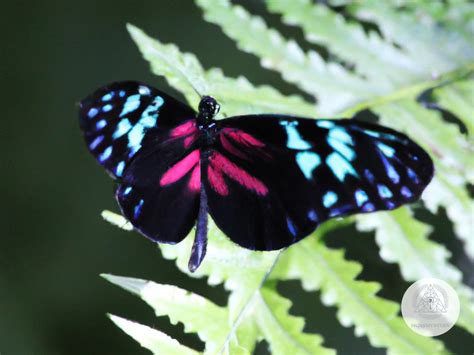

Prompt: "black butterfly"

[79,81,434,272]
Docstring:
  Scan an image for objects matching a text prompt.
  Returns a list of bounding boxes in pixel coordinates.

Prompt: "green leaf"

[127,23,316,117]
[108,314,199,355]
[273,238,446,355]
[356,207,474,333]
[256,286,335,355]
[433,80,474,134]
[266,0,421,88]
[196,0,376,114]
[104,275,232,354]
[349,1,474,70]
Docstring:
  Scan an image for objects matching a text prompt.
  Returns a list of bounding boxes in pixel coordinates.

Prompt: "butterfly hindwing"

[78,81,195,178]
[203,115,433,251]
[115,130,202,244]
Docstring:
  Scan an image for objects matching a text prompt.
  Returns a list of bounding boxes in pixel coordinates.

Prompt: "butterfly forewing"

[203,115,433,250]
[78,81,195,178]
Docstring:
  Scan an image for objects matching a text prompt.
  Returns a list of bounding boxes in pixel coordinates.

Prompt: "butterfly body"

[79,81,434,271]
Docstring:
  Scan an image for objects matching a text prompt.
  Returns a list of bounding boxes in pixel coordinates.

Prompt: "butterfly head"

[197,96,220,127]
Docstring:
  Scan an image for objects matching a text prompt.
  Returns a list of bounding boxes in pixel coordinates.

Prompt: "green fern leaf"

[127,24,316,117]
[256,286,335,355]
[433,80,474,134]
[356,207,474,333]
[195,0,376,114]
[273,237,446,354]
[266,0,420,88]
[108,315,199,355]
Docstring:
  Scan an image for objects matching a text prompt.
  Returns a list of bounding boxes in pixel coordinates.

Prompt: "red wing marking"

[208,164,228,196]
[160,149,200,189]
[188,165,201,192]
[220,133,249,160]
[169,120,199,149]
[170,120,197,138]
[208,151,268,196]
[224,129,265,148]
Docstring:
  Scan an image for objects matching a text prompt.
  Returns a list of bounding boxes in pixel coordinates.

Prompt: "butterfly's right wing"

[203,115,433,251]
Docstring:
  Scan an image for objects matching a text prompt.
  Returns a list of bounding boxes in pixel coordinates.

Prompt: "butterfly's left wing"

[79,81,202,245]
[203,115,434,251]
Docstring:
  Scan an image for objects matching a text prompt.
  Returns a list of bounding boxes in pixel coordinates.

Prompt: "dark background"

[1,0,472,354]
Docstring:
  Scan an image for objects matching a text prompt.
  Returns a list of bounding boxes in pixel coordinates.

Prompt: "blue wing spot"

[328,137,355,161]
[116,161,126,177]
[296,152,321,179]
[387,164,400,184]
[364,130,381,138]
[88,107,99,119]
[378,184,393,198]
[119,90,126,97]
[99,146,112,162]
[323,191,338,208]
[377,142,395,157]
[286,217,297,239]
[134,199,144,219]
[120,94,141,117]
[112,118,133,139]
[364,169,375,183]
[127,96,164,155]
[102,92,114,101]
[328,128,354,160]
[308,209,318,222]
[401,186,412,198]
[386,201,396,209]
[407,167,419,183]
[362,203,375,212]
[280,120,311,149]
[89,135,104,150]
[123,186,132,196]
[102,104,113,112]
[355,189,369,207]
[138,85,151,96]
[95,119,107,130]
[316,120,335,129]
[330,127,352,144]
[326,152,358,181]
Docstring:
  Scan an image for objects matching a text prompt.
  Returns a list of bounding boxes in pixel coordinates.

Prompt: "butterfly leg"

[188,186,208,272]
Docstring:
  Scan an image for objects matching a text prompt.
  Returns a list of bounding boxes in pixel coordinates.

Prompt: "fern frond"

[127,24,316,117]
[274,238,446,355]
[266,0,420,88]
[108,315,199,355]
[349,1,474,70]
[357,207,474,333]
[196,0,375,114]
[434,79,474,134]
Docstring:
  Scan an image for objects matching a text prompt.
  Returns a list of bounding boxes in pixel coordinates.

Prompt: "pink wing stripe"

[208,164,228,196]
[188,165,201,192]
[170,120,197,138]
[211,152,268,196]
[160,149,200,186]
[220,134,248,159]
[226,129,265,148]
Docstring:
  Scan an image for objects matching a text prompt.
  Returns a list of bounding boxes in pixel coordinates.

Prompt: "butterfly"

[79,81,434,272]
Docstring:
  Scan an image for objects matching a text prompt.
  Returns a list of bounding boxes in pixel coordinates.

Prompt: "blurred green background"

[1,0,472,354]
